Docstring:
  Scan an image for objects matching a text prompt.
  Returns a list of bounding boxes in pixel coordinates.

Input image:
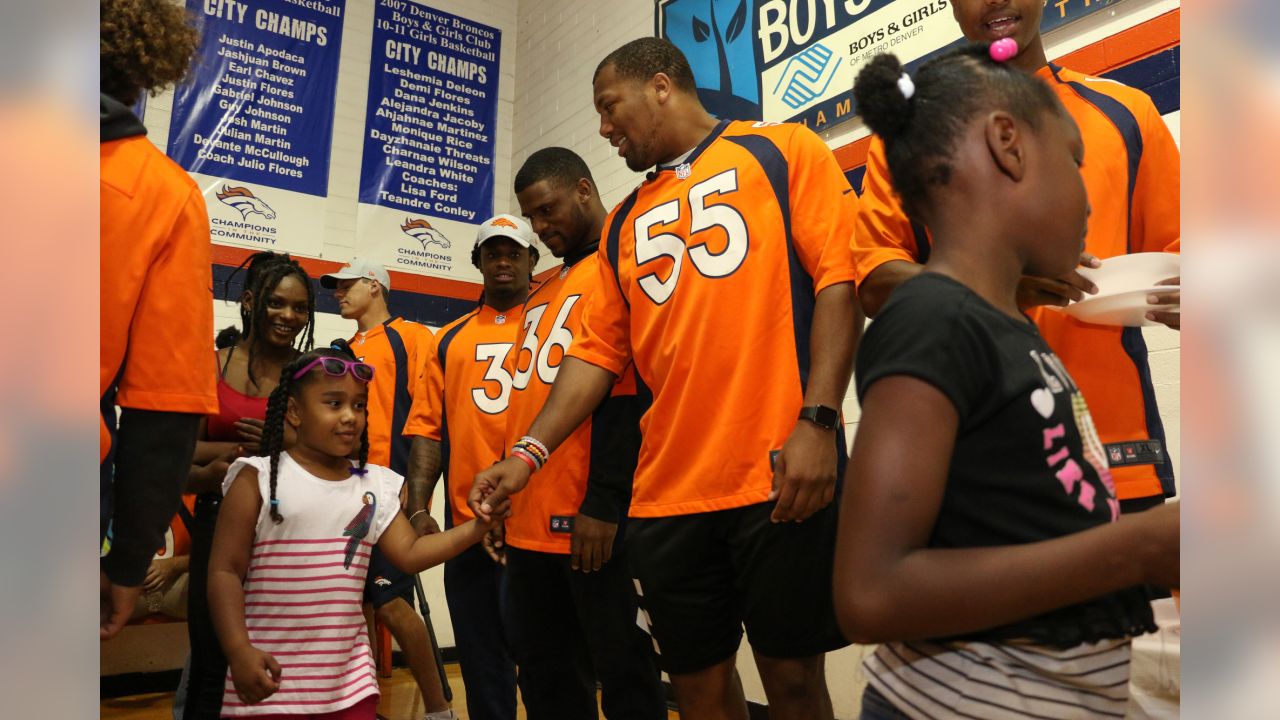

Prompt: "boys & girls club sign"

[657,0,1122,130]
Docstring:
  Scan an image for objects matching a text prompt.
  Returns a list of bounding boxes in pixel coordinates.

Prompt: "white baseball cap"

[475,213,536,249]
[321,257,391,290]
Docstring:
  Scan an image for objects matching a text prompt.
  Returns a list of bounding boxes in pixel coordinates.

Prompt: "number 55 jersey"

[568,120,858,519]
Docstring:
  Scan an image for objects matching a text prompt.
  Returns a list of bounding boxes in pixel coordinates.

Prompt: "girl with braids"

[833,44,1179,720]
[207,347,490,719]
[184,251,314,719]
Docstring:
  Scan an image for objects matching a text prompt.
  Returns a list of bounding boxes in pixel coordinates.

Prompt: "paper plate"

[1060,286,1180,327]
[1076,252,1180,297]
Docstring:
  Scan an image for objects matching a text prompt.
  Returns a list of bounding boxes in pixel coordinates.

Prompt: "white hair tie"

[897,72,915,100]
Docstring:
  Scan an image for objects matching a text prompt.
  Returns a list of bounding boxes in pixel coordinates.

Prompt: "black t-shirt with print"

[856,273,1156,647]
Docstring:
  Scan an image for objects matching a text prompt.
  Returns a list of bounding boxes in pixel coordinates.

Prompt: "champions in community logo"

[216,185,277,220]
[400,218,451,250]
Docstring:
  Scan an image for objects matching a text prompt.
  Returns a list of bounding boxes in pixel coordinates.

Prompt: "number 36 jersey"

[404,304,520,529]
[503,253,639,553]
[568,120,858,518]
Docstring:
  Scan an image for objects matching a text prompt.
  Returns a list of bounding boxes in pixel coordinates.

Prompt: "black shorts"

[363,545,414,609]
[625,499,848,675]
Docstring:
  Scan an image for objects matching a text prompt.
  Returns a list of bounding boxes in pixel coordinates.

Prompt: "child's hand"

[228,645,282,704]
[482,522,507,565]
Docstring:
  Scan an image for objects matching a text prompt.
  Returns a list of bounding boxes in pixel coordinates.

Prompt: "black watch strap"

[798,405,839,430]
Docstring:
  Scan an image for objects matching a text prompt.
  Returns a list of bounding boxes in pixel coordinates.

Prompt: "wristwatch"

[798,405,839,430]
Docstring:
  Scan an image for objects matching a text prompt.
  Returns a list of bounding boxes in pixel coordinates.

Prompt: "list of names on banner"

[360,0,501,223]
[169,0,346,198]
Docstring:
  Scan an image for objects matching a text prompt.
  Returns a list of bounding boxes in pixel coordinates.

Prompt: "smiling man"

[320,258,456,720]
[853,0,1182,517]
[471,38,862,719]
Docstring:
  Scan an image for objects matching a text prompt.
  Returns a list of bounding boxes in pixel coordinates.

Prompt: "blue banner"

[167,0,346,197]
[359,0,501,224]
[658,0,1124,129]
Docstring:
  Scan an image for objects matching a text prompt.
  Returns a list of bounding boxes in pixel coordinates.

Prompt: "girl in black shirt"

[834,44,1179,720]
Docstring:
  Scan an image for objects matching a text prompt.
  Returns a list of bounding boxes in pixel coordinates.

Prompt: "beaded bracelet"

[519,435,549,459]
[511,447,541,471]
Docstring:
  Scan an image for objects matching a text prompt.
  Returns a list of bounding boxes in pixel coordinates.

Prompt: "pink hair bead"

[989,37,1019,63]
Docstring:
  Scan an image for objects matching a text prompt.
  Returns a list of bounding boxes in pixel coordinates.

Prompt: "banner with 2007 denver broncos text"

[657,0,1123,130]
[167,0,346,257]
[355,0,501,285]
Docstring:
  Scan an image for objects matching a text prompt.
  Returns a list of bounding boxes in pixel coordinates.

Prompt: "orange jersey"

[852,64,1181,501]
[504,254,639,553]
[403,304,521,528]
[569,120,858,518]
[348,318,434,473]
[101,134,219,468]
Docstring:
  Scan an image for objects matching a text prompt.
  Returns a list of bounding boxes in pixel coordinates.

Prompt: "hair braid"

[357,425,370,475]
[261,360,301,524]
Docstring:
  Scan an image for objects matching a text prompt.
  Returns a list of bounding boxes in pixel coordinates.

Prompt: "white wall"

[510,0,652,213]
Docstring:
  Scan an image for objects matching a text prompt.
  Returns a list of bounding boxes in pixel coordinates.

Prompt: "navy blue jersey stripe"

[434,312,479,528]
[435,311,479,370]
[724,133,815,392]
[1048,64,1145,254]
[605,192,640,307]
[382,320,413,476]
[1121,327,1175,496]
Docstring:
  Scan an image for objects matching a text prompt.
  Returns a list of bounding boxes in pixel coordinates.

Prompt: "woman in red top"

[184,252,315,720]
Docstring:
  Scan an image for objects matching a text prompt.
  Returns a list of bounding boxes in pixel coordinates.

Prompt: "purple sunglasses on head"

[293,357,375,382]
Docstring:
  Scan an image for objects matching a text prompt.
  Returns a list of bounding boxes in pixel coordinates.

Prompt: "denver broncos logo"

[489,217,519,230]
[216,185,277,221]
[401,218,451,250]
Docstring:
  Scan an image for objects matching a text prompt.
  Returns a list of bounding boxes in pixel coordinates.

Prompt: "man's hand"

[1017,253,1101,309]
[468,457,533,522]
[570,514,617,573]
[189,445,244,495]
[769,421,838,523]
[409,509,440,537]
[100,571,142,641]
[482,522,507,565]
[227,645,282,704]
[1146,275,1180,330]
[235,418,265,453]
[142,556,185,594]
